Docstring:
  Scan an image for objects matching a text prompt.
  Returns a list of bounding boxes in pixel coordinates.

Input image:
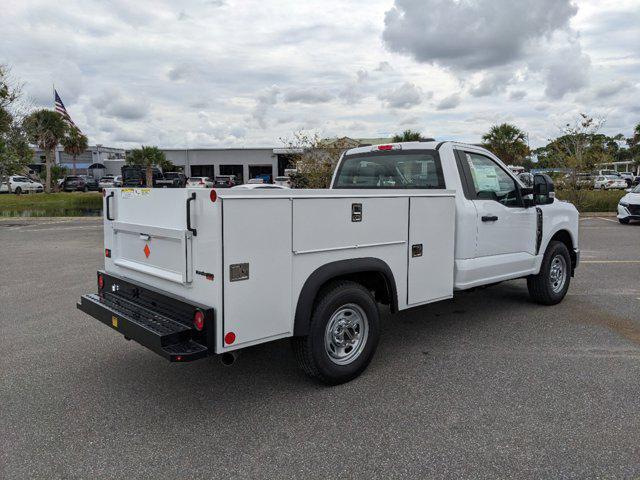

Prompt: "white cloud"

[0,0,636,149]
[435,93,461,111]
[378,82,422,108]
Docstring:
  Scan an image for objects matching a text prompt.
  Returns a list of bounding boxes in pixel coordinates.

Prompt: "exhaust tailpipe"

[220,352,238,366]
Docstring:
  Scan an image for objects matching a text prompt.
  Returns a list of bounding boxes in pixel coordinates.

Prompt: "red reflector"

[176,355,182,361]
[193,310,205,331]
[210,189,217,203]
[105,248,111,258]
[98,274,104,290]
[224,332,236,345]
[378,144,394,150]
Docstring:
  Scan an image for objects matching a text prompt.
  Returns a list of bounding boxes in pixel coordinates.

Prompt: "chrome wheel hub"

[324,304,369,365]
[549,254,567,294]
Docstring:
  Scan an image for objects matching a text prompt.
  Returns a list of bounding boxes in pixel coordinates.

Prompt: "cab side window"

[462,152,521,207]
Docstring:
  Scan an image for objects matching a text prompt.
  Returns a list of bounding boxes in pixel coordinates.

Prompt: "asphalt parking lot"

[1,216,639,479]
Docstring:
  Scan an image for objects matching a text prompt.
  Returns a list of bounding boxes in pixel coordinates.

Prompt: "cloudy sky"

[2,0,639,148]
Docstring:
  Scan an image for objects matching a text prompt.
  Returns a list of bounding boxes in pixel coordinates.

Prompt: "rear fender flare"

[293,257,398,336]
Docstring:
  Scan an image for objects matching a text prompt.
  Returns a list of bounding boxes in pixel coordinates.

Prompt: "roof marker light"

[375,144,402,151]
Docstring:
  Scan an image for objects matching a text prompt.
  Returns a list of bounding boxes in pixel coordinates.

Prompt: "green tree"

[391,129,426,142]
[126,145,167,187]
[23,109,67,193]
[61,127,88,175]
[626,122,640,172]
[481,123,530,166]
[279,131,351,188]
[0,65,31,191]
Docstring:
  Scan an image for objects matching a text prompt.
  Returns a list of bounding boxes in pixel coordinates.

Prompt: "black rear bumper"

[77,272,214,362]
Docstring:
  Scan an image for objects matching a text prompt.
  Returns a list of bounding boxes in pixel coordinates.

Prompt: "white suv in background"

[0,175,44,194]
[617,184,640,224]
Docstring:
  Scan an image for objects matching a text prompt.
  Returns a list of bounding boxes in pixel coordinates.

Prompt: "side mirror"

[533,173,555,205]
[521,187,534,207]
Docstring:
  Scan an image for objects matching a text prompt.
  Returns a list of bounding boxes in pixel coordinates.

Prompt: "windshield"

[334,152,445,189]
[632,184,640,193]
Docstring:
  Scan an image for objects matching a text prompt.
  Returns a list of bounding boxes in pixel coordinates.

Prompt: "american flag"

[54,90,80,131]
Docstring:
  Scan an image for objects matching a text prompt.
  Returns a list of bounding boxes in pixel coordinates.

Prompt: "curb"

[580,212,617,217]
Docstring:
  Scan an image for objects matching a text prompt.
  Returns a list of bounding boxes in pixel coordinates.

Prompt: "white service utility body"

[78,141,580,384]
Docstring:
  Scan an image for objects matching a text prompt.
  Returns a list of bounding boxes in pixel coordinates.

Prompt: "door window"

[462,153,521,207]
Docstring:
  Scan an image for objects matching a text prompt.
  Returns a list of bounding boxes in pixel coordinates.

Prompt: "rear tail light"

[210,189,217,202]
[105,248,111,258]
[98,273,104,290]
[193,310,205,331]
[102,189,106,197]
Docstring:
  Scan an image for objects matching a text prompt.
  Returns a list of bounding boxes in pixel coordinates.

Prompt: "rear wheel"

[619,218,630,224]
[292,280,380,385]
[14,187,21,195]
[527,241,571,305]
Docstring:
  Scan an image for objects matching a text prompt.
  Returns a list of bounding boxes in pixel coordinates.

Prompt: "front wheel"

[527,241,572,305]
[619,218,630,224]
[292,280,380,385]
[14,187,21,195]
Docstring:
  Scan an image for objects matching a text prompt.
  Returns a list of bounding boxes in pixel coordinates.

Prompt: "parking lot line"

[581,260,640,264]
[597,217,618,223]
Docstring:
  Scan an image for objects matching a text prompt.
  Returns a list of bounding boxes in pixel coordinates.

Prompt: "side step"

[77,293,208,361]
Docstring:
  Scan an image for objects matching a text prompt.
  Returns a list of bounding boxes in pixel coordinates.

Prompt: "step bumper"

[77,274,213,362]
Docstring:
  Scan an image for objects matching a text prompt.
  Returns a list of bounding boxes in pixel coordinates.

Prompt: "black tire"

[83,186,88,192]
[527,241,572,305]
[14,187,21,195]
[292,280,380,385]
[619,218,630,225]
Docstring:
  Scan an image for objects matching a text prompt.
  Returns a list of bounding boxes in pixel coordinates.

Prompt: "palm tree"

[23,109,67,193]
[482,123,530,165]
[392,129,426,142]
[61,127,88,175]
[127,146,167,187]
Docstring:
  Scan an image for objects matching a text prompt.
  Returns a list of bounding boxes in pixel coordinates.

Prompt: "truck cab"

[78,141,579,384]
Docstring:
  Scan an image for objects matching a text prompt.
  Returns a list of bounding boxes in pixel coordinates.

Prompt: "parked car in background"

[274,176,292,187]
[213,175,236,188]
[186,177,214,188]
[594,175,627,190]
[0,175,44,194]
[617,184,640,224]
[247,178,264,184]
[81,176,99,191]
[62,175,96,192]
[113,175,123,187]
[597,170,621,177]
[121,165,163,187]
[576,173,595,189]
[231,183,289,190]
[619,172,635,187]
[156,172,187,188]
[98,175,116,190]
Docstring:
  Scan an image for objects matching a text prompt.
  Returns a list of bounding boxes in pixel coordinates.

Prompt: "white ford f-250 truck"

[78,141,579,384]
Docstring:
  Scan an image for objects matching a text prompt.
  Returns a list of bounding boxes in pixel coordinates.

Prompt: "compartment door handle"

[106,191,115,221]
[187,192,197,236]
